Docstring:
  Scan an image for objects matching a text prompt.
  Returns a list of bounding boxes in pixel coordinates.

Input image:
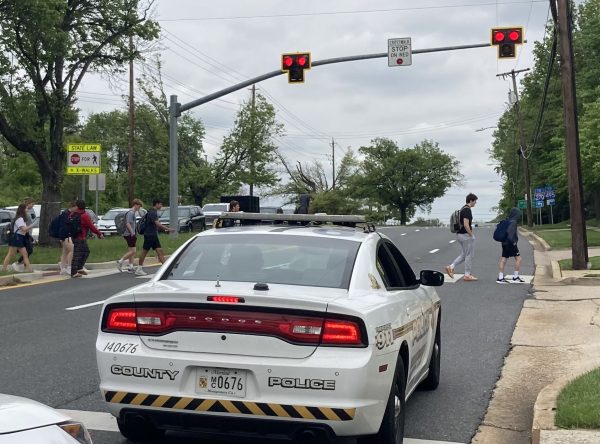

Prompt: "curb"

[521,228,552,251]
[551,259,600,285]
[532,362,600,444]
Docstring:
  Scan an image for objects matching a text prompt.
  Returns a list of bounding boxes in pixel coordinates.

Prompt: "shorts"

[124,235,137,248]
[8,233,26,249]
[143,235,161,251]
[502,243,520,258]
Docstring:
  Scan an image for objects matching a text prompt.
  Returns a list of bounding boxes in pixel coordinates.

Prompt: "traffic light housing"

[281,52,311,84]
[491,27,523,59]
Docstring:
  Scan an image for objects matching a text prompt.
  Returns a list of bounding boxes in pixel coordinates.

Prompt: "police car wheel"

[359,355,405,444]
[420,319,441,391]
[117,416,164,442]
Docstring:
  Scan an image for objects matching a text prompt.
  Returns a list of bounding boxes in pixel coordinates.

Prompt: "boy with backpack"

[495,207,525,284]
[116,199,143,274]
[445,193,478,281]
[70,200,104,278]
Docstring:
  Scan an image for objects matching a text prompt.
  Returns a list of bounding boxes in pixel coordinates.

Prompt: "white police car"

[96,214,443,443]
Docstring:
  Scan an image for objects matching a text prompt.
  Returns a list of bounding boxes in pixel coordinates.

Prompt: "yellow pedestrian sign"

[67,143,101,175]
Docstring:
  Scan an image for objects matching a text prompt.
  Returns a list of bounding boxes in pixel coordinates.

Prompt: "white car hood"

[0,394,70,434]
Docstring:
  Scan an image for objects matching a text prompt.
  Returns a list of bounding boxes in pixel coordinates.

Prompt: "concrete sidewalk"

[471,231,600,444]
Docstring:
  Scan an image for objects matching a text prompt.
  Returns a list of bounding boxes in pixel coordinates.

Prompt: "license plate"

[197,367,247,398]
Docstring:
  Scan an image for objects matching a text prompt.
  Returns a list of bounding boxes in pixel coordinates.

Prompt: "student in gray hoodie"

[497,207,525,284]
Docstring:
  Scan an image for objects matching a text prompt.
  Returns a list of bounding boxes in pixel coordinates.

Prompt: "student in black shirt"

[445,193,478,281]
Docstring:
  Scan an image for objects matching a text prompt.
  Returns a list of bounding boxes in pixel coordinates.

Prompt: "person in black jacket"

[221,200,240,228]
[496,207,524,284]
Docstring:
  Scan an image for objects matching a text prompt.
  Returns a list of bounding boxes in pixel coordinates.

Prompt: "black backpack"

[49,210,71,239]
[493,219,511,242]
[137,213,149,235]
[2,219,15,242]
[66,213,82,238]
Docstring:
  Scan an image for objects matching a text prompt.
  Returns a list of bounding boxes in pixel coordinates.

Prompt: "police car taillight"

[321,320,363,345]
[106,308,137,332]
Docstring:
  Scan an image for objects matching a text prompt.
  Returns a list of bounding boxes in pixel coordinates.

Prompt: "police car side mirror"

[420,270,444,286]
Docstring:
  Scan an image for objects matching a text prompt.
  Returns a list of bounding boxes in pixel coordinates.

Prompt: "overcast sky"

[77,0,555,221]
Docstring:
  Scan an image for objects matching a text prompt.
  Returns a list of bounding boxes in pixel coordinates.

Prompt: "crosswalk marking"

[442,275,534,284]
[429,249,440,254]
[59,409,465,443]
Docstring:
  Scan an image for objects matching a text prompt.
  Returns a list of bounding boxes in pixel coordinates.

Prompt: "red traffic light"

[491,27,524,58]
[494,31,505,42]
[283,56,293,68]
[508,30,520,41]
[281,52,311,83]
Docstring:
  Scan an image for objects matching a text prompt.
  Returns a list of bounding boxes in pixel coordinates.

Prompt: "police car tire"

[117,417,164,442]
[359,355,406,444]
[419,319,441,391]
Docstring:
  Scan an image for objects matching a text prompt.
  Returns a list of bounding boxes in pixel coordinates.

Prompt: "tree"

[0,0,159,243]
[215,93,284,195]
[354,138,462,225]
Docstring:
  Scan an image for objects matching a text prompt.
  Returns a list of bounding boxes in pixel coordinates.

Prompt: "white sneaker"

[134,267,147,276]
[11,262,24,272]
[127,266,134,273]
[116,260,123,272]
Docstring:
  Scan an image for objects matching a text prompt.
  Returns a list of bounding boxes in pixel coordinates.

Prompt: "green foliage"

[491,0,600,223]
[216,93,284,195]
[353,138,462,225]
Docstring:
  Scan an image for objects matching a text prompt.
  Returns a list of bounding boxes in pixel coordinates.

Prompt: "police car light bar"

[218,212,367,224]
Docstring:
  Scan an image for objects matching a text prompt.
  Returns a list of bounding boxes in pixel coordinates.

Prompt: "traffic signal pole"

[168,42,492,235]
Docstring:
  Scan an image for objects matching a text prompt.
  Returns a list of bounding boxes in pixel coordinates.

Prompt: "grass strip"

[533,229,600,249]
[558,256,600,271]
[555,368,600,429]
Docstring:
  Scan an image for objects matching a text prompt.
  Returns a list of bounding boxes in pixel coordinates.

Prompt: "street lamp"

[475,126,497,132]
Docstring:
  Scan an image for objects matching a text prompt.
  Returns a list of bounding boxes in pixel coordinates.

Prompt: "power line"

[158,1,547,22]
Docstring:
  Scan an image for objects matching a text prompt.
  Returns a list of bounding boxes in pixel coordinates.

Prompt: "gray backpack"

[450,206,467,233]
[115,211,131,235]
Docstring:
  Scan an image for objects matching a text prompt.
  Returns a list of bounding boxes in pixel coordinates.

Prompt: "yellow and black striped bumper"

[104,390,356,422]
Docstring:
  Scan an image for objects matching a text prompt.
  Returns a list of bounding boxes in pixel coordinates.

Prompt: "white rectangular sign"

[89,173,106,191]
[388,38,412,67]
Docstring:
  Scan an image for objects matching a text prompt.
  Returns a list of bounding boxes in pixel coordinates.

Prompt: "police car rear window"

[166,234,360,289]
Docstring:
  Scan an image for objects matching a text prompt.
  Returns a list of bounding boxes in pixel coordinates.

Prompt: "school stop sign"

[70,153,80,165]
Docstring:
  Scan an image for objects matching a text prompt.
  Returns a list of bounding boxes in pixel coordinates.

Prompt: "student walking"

[137,199,174,275]
[14,197,35,271]
[221,200,240,228]
[58,201,77,276]
[116,199,143,273]
[2,204,33,273]
[70,200,104,278]
[445,193,478,281]
[496,207,525,284]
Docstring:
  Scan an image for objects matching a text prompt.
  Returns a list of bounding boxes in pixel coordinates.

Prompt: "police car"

[96,213,443,443]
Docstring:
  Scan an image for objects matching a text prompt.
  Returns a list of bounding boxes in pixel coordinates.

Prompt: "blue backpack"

[493,219,511,242]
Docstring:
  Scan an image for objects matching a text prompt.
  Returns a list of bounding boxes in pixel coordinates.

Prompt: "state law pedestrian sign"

[67,143,101,175]
[388,38,412,66]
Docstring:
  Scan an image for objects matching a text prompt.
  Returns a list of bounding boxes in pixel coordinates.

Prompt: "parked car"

[0,393,93,444]
[0,209,16,245]
[259,205,283,224]
[96,213,443,443]
[30,217,39,243]
[158,206,206,232]
[96,208,148,236]
[385,218,401,226]
[201,202,229,228]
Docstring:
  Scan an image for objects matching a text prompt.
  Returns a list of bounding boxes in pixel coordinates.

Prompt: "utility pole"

[127,36,135,205]
[249,84,256,197]
[331,138,335,190]
[497,68,532,227]
[555,0,588,269]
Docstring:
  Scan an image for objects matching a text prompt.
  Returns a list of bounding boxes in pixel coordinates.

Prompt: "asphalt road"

[0,225,533,444]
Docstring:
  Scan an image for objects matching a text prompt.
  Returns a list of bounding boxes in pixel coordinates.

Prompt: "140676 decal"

[103,342,138,354]
[375,323,394,350]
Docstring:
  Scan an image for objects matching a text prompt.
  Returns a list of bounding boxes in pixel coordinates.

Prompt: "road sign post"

[388,38,412,66]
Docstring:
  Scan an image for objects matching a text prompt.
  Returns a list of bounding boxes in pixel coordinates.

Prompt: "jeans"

[451,233,476,275]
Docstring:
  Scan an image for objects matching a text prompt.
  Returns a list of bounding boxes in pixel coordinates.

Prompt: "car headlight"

[59,421,93,444]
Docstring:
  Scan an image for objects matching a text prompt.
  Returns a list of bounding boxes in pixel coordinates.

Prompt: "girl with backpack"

[1,204,33,273]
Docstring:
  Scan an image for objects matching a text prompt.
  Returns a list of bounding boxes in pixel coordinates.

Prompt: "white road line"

[429,249,440,254]
[60,408,466,442]
[401,233,407,236]
[415,229,421,232]
[449,240,456,244]
[406,439,465,444]
[65,300,105,311]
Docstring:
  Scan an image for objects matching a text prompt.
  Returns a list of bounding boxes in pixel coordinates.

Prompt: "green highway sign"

[518,199,526,209]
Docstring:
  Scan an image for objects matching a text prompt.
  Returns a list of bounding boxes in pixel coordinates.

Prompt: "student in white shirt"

[2,204,33,273]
